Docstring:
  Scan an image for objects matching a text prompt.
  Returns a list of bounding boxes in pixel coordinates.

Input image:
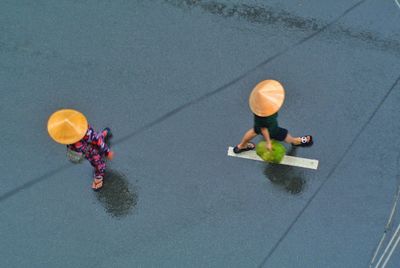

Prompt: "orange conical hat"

[47,109,88,144]
[249,80,285,117]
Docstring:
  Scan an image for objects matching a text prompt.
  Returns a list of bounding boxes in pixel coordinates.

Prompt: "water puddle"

[164,0,400,55]
[95,169,138,218]
[164,0,322,32]
[263,147,306,195]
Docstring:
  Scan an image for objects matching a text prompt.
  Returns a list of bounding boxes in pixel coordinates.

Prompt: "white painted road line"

[395,0,400,9]
[369,184,400,267]
[375,222,400,268]
[227,147,319,170]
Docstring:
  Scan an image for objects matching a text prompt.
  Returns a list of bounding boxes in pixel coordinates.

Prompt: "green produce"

[256,140,286,163]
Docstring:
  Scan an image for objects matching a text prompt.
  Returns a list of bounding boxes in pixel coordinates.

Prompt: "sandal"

[92,177,104,191]
[293,135,313,147]
[233,142,256,154]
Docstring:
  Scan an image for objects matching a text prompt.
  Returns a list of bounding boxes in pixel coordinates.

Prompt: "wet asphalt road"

[1,0,400,267]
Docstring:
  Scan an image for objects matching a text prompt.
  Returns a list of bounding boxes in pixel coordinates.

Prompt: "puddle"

[95,169,138,218]
[164,0,400,55]
[263,147,306,195]
[164,0,322,32]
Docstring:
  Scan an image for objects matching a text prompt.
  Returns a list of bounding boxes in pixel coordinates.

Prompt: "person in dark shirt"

[234,80,313,154]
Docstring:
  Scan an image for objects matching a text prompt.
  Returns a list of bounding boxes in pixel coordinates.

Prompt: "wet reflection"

[263,147,306,194]
[165,0,322,31]
[164,0,400,55]
[95,169,138,218]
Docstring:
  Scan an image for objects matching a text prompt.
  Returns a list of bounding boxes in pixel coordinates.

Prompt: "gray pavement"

[1,0,400,267]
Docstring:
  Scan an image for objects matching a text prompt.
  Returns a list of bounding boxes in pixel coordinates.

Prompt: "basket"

[66,147,84,164]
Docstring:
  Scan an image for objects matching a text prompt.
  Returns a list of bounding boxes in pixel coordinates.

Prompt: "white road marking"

[227,147,319,170]
[375,222,400,268]
[382,223,400,268]
[370,184,400,267]
[395,0,400,9]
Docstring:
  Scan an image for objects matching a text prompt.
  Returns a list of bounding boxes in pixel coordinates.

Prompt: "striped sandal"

[92,176,104,191]
[293,135,313,147]
[233,142,256,154]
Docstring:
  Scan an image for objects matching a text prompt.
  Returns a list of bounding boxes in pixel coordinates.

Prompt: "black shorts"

[254,126,288,141]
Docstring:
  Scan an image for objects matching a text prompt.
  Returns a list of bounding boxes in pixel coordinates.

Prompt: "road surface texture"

[1,0,400,267]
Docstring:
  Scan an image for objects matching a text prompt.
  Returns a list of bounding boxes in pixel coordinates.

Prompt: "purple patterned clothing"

[67,126,110,179]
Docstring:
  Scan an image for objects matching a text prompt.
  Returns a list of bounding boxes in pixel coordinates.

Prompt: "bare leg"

[284,133,300,145]
[237,128,258,149]
[284,133,311,145]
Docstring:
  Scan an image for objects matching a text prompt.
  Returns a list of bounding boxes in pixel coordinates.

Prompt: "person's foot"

[292,135,313,147]
[233,142,256,154]
[92,176,104,191]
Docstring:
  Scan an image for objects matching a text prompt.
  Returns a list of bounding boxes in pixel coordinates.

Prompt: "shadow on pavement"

[95,169,138,218]
[263,146,306,194]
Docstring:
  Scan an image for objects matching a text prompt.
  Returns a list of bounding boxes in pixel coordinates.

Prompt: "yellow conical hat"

[47,109,88,144]
[249,80,285,117]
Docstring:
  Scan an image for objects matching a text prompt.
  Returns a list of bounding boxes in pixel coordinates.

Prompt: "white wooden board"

[227,147,319,170]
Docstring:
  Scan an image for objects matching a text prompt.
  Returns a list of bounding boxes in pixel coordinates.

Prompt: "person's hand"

[107,151,114,160]
[266,141,272,151]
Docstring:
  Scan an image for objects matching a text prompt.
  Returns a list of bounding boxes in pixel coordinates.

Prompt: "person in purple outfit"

[47,109,114,190]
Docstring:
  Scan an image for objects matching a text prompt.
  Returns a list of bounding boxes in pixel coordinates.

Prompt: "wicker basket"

[66,147,84,164]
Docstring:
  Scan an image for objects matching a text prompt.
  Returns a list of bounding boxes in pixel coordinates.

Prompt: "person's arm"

[91,131,113,159]
[261,128,272,151]
[67,142,84,153]
[94,135,110,155]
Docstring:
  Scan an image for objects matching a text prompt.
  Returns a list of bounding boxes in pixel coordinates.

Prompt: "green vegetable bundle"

[256,140,286,163]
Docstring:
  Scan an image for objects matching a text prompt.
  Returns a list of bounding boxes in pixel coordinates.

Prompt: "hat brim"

[249,80,285,116]
[47,109,88,144]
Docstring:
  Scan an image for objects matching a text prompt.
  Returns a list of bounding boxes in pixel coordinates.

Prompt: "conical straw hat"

[249,80,285,117]
[47,109,88,144]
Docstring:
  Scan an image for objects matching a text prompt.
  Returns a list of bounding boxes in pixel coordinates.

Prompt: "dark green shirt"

[254,113,279,136]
